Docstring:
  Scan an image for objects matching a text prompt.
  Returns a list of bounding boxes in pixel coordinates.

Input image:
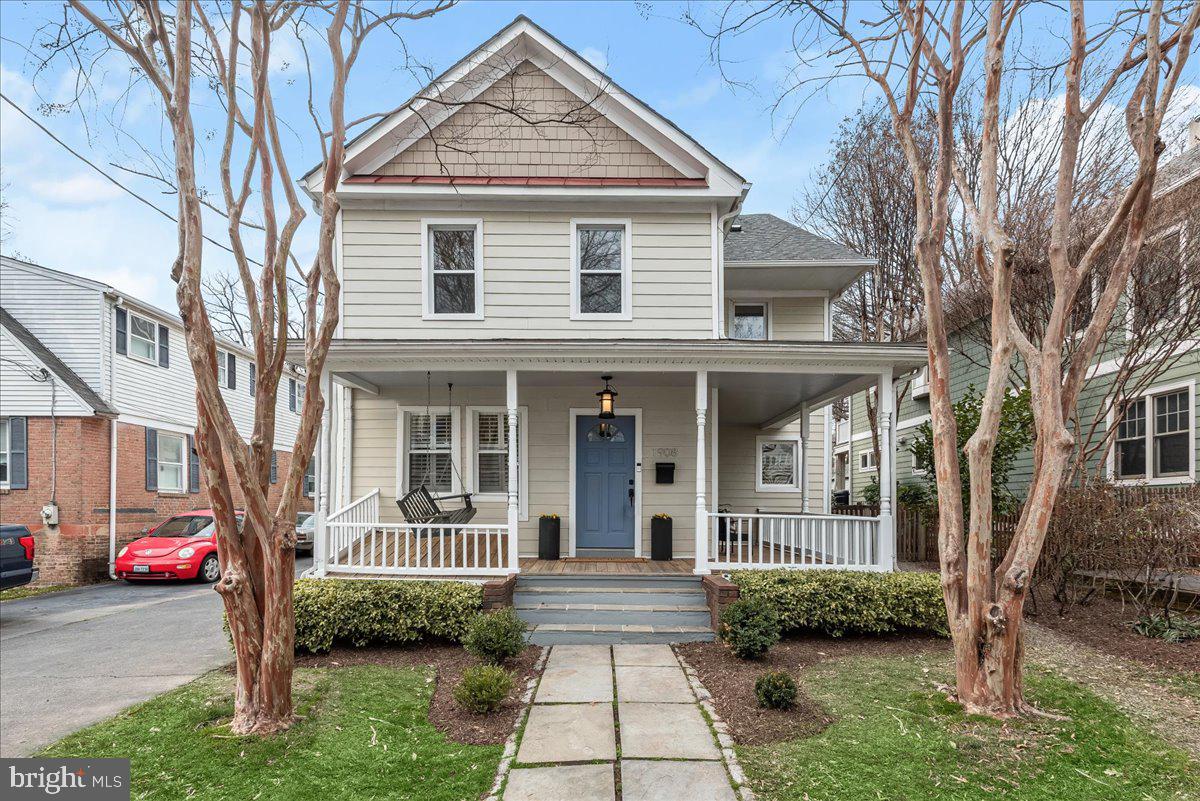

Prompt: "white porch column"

[314,367,333,578]
[694,370,710,574]
[799,402,811,513]
[506,369,520,573]
[877,366,896,571]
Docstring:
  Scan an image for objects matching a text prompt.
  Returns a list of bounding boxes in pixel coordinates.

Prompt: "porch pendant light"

[597,375,618,419]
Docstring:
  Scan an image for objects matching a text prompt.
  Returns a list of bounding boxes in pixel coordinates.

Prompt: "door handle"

[628,480,635,507]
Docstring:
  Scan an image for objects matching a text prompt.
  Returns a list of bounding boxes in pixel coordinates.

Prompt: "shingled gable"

[303,16,748,202]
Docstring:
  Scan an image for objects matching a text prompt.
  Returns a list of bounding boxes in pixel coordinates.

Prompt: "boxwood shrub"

[293,578,482,653]
[731,569,947,638]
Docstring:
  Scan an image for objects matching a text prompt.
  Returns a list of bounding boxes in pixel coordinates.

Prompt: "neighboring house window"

[1114,385,1193,481]
[157,431,186,493]
[1130,229,1182,334]
[859,449,878,472]
[571,219,631,319]
[756,436,801,492]
[0,418,7,487]
[304,459,316,498]
[423,219,483,318]
[403,411,455,494]
[128,313,158,362]
[731,303,768,340]
[0,417,26,489]
[218,351,229,387]
[910,366,929,398]
[288,378,303,413]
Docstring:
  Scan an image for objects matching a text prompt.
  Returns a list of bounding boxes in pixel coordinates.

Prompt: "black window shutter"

[157,325,170,368]
[115,308,127,355]
[288,379,296,412]
[248,362,256,396]
[187,434,200,493]
[227,352,237,390]
[9,417,28,490]
[145,428,158,491]
[270,451,278,484]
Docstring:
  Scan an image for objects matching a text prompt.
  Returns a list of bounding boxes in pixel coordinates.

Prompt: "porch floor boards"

[519,557,694,575]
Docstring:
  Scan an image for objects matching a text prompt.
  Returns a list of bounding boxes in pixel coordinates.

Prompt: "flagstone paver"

[504,764,616,801]
[615,665,695,702]
[501,643,739,801]
[517,703,616,763]
[618,701,723,760]
[621,760,738,801]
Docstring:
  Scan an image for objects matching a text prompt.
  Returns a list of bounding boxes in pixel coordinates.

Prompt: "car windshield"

[151,514,243,538]
[296,513,314,531]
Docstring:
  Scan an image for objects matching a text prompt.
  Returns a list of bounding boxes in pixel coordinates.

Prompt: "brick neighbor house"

[0,257,313,584]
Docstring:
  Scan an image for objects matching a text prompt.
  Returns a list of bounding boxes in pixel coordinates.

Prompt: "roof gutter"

[713,183,751,337]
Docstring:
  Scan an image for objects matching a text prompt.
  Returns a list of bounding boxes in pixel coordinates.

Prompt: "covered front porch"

[306,340,925,579]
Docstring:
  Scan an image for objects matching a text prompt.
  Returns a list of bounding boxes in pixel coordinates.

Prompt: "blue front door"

[575,415,636,550]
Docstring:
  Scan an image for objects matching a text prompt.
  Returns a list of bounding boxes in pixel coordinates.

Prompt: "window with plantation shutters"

[474,412,512,494]
[406,412,453,493]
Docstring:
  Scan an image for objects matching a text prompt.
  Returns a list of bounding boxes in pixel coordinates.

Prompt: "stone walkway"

[500,644,741,801]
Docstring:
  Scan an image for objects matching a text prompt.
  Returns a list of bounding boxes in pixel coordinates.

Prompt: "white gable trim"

[317,17,746,197]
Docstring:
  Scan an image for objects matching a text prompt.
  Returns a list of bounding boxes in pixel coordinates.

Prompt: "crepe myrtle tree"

[46,0,456,735]
[703,0,1199,715]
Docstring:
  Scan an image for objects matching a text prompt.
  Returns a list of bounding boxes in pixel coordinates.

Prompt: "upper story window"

[423,219,483,319]
[288,378,303,413]
[571,219,632,320]
[129,313,158,362]
[732,303,768,340]
[217,351,236,390]
[1114,384,1193,482]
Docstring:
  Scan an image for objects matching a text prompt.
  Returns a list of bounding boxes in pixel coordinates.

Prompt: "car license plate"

[133,564,150,573]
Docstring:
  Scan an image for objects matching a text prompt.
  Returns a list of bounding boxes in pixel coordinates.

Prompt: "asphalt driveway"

[0,556,311,756]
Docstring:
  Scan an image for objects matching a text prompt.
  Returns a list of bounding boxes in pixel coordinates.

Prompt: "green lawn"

[0,583,71,601]
[739,653,1200,801]
[41,666,501,801]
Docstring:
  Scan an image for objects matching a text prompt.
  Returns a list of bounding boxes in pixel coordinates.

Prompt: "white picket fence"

[706,512,883,571]
[323,489,513,577]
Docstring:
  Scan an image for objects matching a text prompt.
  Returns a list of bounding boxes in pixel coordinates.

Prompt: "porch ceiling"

[305,338,926,428]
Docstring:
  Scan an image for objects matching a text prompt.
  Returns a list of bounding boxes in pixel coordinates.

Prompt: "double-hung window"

[859,449,878,472]
[157,431,186,493]
[128,313,158,362]
[469,408,528,517]
[572,220,631,320]
[1114,384,1193,482]
[731,303,768,340]
[423,219,483,319]
[756,436,801,492]
[403,411,456,494]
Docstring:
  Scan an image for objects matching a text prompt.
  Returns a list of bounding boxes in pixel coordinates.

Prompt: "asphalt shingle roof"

[0,306,118,416]
[723,213,871,264]
[1158,144,1200,194]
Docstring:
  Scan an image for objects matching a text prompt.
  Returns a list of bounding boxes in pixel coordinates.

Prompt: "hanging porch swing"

[396,373,477,525]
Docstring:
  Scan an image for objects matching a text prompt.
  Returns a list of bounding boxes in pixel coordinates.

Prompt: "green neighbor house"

[834,121,1199,505]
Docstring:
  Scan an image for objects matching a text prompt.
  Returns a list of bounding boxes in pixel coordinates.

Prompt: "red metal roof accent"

[344,175,708,188]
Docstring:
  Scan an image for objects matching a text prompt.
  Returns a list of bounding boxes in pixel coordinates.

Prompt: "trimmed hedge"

[293,578,482,653]
[731,570,948,638]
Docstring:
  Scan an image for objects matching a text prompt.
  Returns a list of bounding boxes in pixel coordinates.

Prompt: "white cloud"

[28,173,124,204]
[579,46,609,73]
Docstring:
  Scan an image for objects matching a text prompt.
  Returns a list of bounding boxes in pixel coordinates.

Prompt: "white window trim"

[756,434,802,493]
[421,218,485,321]
[1106,378,1196,486]
[127,311,159,366]
[157,430,187,494]
[1125,223,1188,338]
[859,448,878,473]
[0,416,9,489]
[465,406,529,521]
[394,405,463,499]
[730,300,773,341]
[570,218,633,322]
[217,350,231,388]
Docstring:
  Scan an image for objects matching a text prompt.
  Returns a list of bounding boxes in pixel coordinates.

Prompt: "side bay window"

[572,219,632,320]
[1114,384,1194,482]
[423,219,483,319]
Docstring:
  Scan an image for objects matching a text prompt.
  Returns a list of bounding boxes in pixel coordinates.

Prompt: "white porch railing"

[706,512,883,571]
[322,489,513,577]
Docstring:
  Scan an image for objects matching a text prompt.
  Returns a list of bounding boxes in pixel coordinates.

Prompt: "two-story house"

[295,15,923,622]
[0,257,312,584]
[840,119,1199,505]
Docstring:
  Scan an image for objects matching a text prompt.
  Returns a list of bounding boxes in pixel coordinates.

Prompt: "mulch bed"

[1025,588,1199,672]
[297,643,542,745]
[677,634,948,746]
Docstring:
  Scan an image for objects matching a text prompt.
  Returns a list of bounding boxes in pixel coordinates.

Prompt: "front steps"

[515,574,715,645]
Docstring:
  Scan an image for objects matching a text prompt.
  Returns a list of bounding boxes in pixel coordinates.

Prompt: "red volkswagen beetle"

[115,510,240,583]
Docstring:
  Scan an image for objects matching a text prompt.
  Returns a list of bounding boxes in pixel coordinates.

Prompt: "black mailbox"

[655,462,676,484]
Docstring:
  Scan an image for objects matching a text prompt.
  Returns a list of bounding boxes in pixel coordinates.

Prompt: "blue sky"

[0,1,1195,311]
